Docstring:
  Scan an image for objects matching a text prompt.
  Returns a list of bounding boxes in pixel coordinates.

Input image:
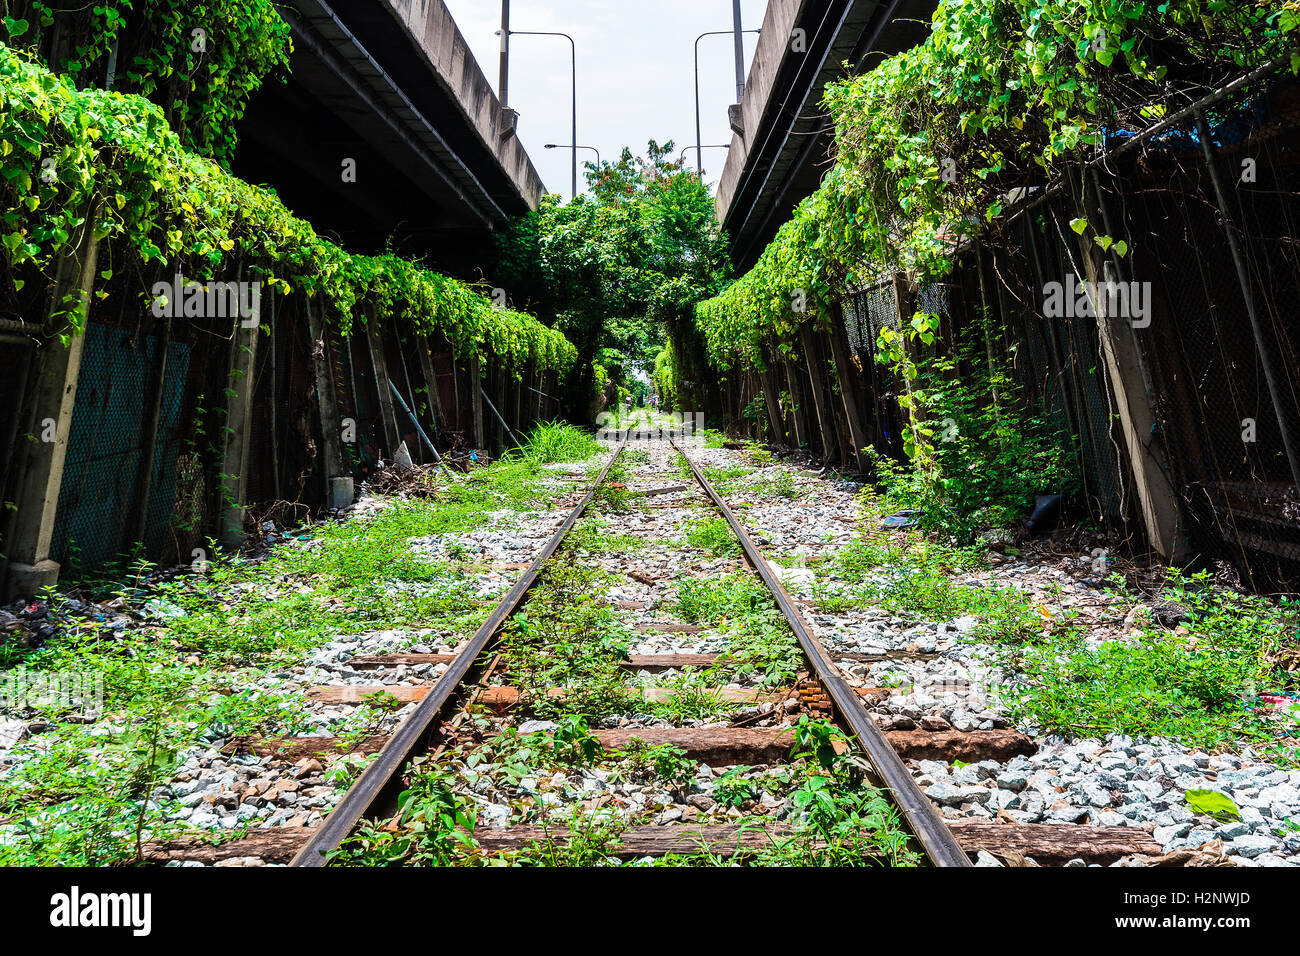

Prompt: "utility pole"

[499,0,510,107]
[732,0,746,102]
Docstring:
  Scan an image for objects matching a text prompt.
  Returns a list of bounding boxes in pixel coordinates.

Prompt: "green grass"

[675,574,803,686]
[685,517,741,558]
[0,446,577,866]
[499,561,640,721]
[817,535,1040,643]
[702,464,751,494]
[1001,572,1300,751]
[519,421,604,464]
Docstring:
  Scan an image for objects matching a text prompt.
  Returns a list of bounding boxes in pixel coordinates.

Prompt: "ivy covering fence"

[0,40,576,372]
[684,0,1300,567]
[695,0,1299,368]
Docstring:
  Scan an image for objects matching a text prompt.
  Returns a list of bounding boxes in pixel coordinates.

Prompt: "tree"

[495,141,730,418]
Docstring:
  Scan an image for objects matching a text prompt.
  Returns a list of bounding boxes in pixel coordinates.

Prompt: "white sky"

[442,0,768,198]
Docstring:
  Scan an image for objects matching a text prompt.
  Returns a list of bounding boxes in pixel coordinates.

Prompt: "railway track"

[147,430,1155,867]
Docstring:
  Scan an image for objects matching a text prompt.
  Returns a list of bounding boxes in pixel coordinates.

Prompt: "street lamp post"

[500,29,578,199]
[546,144,600,178]
[680,144,730,176]
[546,144,600,166]
[695,28,759,177]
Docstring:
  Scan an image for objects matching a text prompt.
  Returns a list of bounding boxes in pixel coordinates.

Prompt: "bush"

[519,422,603,463]
[869,322,1077,542]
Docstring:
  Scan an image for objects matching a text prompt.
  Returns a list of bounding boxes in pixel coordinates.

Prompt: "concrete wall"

[386,0,545,209]
[715,0,806,222]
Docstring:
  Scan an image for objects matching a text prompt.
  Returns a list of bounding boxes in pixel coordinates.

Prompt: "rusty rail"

[670,439,972,867]
[290,435,629,866]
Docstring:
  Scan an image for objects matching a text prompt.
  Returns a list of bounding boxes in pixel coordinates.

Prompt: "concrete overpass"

[715,0,936,270]
[235,0,544,276]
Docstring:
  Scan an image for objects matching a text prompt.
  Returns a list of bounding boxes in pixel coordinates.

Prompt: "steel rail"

[291,435,630,866]
[670,440,972,867]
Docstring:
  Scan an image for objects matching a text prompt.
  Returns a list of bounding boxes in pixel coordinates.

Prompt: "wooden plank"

[637,484,688,496]
[475,685,786,712]
[472,820,1158,865]
[306,685,430,704]
[145,827,312,865]
[594,727,797,764]
[220,726,1032,768]
[947,820,1162,865]
[143,818,1160,867]
[351,653,719,672]
[221,736,387,760]
[885,729,1037,762]
[625,654,719,670]
[474,823,803,859]
[591,725,1031,764]
[635,623,706,635]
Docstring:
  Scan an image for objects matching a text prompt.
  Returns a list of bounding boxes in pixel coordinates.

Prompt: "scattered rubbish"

[142,599,186,621]
[881,509,918,529]
[393,440,415,472]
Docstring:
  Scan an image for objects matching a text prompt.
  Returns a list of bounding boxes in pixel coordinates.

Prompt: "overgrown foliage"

[4,0,291,166]
[496,141,731,411]
[0,439,597,864]
[1002,571,1300,750]
[0,42,576,370]
[691,0,1298,529]
[870,315,1077,540]
[696,0,1299,369]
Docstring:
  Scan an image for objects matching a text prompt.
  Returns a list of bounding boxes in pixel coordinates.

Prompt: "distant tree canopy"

[495,140,731,412]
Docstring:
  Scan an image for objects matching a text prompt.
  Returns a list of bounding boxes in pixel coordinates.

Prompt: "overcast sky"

[442,0,768,198]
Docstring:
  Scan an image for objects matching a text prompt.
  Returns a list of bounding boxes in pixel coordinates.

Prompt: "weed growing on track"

[335,716,914,866]
[595,458,633,511]
[336,444,912,868]
[827,493,1300,754]
[676,574,802,686]
[566,518,647,555]
[685,517,741,557]
[520,421,604,464]
[749,468,800,500]
[1000,572,1300,752]
[816,535,1041,643]
[499,562,640,721]
[0,435,605,866]
[702,464,750,494]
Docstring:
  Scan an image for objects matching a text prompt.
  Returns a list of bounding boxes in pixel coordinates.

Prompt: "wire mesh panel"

[50,320,190,572]
[1104,83,1300,586]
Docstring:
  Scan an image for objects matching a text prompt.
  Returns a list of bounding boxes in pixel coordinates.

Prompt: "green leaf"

[1069,217,1089,235]
[1185,789,1241,822]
